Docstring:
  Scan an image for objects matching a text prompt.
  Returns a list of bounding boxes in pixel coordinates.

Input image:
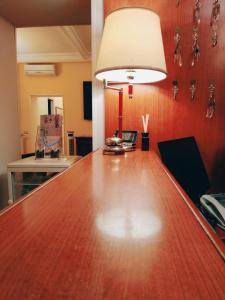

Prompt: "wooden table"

[7,156,81,203]
[0,150,224,299]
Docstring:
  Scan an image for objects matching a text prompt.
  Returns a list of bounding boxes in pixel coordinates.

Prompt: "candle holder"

[141,132,150,151]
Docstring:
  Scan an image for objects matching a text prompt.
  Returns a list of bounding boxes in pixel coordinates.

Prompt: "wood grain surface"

[104,0,225,193]
[0,150,224,300]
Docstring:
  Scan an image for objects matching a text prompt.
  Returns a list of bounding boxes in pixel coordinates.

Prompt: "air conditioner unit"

[24,64,56,76]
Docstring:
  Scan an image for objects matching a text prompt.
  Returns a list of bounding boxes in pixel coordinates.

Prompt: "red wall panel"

[104,0,225,191]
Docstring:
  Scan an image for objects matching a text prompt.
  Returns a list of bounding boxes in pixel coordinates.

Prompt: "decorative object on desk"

[35,114,63,159]
[172,80,179,100]
[41,114,62,156]
[174,27,182,67]
[35,149,44,159]
[141,132,150,151]
[115,130,138,151]
[103,137,125,155]
[103,131,138,155]
[141,114,150,151]
[103,146,125,155]
[50,149,60,158]
[106,137,123,146]
[192,0,201,66]
[206,82,216,119]
[94,8,167,154]
[190,79,197,100]
[142,114,149,133]
[210,0,220,47]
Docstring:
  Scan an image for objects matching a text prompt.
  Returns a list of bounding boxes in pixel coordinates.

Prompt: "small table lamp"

[95,7,167,153]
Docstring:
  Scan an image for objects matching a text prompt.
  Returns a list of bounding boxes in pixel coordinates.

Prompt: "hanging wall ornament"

[190,80,197,100]
[206,82,216,118]
[172,80,179,100]
[192,28,200,66]
[174,28,183,67]
[210,0,220,47]
[192,0,201,66]
[176,0,181,7]
[193,0,201,28]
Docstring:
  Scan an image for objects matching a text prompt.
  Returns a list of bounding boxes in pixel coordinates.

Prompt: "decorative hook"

[193,0,201,29]
[211,31,218,48]
[192,28,200,66]
[176,0,181,7]
[174,28,183,67]
[192,1,201,66]
[172,80,179,100]
[210,0,220,47]
[190,80,197,100]
[210,0,220,26]
[206,82,216,118]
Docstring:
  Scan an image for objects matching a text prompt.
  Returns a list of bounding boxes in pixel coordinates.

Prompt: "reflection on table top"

[0,150,225,299]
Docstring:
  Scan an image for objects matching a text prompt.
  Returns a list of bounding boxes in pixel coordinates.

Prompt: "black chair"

[158,136,210,204]
[76,136,92,156]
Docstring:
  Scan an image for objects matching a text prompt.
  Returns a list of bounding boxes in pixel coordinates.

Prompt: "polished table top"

[0,150,224,299]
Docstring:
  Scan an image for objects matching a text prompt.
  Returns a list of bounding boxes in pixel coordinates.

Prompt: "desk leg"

[8,171,14,205]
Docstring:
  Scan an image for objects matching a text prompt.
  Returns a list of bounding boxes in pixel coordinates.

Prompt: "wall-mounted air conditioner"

[24,64,56,76]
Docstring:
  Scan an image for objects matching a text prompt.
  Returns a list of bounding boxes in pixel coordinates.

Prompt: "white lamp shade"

[95,8,167,84]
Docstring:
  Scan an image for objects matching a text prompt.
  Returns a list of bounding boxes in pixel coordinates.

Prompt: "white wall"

[0,17,20,208]
[91,0,105,150]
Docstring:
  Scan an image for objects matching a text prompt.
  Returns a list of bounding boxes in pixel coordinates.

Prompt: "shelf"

[12,172,57,200]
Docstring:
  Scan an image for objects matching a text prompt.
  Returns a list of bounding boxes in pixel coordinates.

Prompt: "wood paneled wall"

[104,0,225,192]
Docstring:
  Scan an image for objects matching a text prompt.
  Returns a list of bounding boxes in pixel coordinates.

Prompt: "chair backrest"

[158,136,210,204]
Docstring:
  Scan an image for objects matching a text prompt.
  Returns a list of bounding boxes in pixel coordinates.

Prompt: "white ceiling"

[0,0,91,27]
[16,25,91,63]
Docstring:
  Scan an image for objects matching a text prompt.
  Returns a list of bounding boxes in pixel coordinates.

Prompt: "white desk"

[7,156,81,203]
